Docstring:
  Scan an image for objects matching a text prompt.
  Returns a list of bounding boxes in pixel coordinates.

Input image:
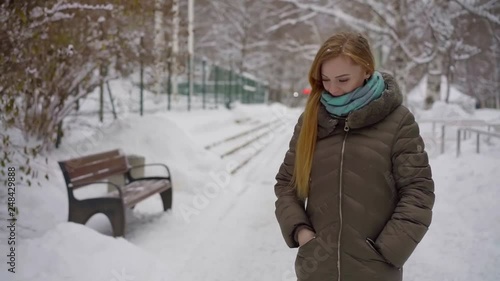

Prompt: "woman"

[274,32,435,281]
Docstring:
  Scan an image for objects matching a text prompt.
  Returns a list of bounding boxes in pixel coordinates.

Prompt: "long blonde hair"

[292,32,376,199]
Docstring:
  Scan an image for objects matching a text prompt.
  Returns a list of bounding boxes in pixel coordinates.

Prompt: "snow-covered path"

[127,113,297,281]
[172,121,295,281]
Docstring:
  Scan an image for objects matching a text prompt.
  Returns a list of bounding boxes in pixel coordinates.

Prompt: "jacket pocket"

[295,237,333,280]
[298,237,317,256]
[365,238,381,256]
[366,238,400,269]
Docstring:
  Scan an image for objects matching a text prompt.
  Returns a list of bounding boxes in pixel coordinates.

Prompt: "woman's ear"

[363,71,370,85]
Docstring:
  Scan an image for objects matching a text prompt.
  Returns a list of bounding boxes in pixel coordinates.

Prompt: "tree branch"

[265,11,317,33]
[280,0,392,35]
[453,0,500,25]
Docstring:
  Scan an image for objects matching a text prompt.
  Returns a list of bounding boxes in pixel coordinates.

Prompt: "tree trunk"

[187,0,194,111]
[426,53,443,109]
[494,32,500,109]
[444,52,453,104]
[154,0,165,101]
[444,74,451,104]
[480,98,487,109]
[171,0,179,101]
[393,1,410,107]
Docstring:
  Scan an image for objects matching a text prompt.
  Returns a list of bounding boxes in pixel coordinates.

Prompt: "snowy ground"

[1,98,500,281]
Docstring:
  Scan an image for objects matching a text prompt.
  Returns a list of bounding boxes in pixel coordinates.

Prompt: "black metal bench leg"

[68,198,108,225]
[102,201,126,237]
[68,198,125,237]
[160,188,173,211]
[68,201,94,225]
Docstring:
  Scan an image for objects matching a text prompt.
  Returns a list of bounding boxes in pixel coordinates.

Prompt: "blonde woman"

[274,32,435,281]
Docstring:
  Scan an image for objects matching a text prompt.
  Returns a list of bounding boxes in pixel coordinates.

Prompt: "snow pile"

[408,75,476,114]
[0,112,226,240]
[406,74,429,108]
[0,223,171,281]
[56,113,222,194]
[475,108,500,123]
[418,100,473,120]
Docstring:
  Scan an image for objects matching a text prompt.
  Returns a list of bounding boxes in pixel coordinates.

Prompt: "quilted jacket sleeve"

[375,110,435,268]
[274,113,313,248]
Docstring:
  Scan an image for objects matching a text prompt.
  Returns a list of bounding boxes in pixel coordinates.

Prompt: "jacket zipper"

[337,119,350,281]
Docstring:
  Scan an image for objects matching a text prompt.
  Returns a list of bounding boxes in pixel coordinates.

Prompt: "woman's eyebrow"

[335,74,350,78]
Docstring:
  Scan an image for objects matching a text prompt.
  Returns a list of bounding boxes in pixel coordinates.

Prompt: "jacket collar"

[316,72,403,139]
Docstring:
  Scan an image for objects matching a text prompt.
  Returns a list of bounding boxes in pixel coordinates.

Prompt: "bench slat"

[108,179,171,207]
[124,180,171,207]
[67,156,129,180]
[64,150,121,168]
[71,166,130,188]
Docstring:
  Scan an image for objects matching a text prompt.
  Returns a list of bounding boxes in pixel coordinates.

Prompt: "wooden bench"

[58,149,173,237]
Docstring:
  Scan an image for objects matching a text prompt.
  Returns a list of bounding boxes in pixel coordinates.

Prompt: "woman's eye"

[339,79,349,83]
[322,79,330,82]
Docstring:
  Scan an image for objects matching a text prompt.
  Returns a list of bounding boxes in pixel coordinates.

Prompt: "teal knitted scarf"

[320,71,385,117]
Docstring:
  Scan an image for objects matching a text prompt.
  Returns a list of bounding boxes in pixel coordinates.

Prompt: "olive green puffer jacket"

[274,73,435,281]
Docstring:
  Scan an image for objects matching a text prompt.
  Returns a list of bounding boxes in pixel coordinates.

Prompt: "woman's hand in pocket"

[297,228,316,247]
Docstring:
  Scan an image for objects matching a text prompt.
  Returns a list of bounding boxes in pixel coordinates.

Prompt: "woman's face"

[321,55,369,97]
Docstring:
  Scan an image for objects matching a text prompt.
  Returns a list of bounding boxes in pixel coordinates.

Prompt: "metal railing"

[417,119,500,155]
[456,128,500,156]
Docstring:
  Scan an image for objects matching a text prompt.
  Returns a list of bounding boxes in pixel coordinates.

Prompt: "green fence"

[175,56,268,109]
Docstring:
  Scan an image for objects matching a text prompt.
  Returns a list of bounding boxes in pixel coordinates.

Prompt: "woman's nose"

[328,85,342,96]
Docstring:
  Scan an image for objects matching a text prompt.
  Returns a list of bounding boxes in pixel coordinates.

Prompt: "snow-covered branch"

[453,0,500,25]
[451,41,482,61]
[265,11,317,33]
[30,12,74,28]
[279,0,436,66]
[29,2,114,29]
[277,38,319,61]
[245,41,270,50]
[278,6,304,19]
[44,2,114,15]
[280,0,392,35]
